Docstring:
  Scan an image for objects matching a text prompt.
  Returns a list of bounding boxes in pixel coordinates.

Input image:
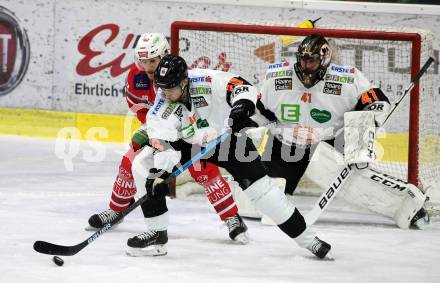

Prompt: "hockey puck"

[52,256,64,266]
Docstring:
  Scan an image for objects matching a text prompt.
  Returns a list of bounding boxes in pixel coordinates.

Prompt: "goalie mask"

[294,34,332,88]
[134,33,169,69]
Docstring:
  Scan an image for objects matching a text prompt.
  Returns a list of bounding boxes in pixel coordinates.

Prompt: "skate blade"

[324,251,335,261]
[126,245,167,257]
[233,232,249,245]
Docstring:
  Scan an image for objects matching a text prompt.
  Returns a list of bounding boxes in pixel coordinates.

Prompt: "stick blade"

[33,240,82,256]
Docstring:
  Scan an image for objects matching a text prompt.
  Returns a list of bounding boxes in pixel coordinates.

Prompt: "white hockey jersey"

[257,61,390,145]
[147,68,258,145]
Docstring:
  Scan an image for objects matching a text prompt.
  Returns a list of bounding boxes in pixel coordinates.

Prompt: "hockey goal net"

[170,21,440,211]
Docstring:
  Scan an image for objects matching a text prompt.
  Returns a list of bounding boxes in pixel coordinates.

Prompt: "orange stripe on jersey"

[228,78,244,86]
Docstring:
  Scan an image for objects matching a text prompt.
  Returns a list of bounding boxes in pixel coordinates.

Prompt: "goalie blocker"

[305,111,429,229]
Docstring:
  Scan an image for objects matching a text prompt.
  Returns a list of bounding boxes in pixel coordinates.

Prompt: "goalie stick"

[304,56,435,226]
[33,132,231,256]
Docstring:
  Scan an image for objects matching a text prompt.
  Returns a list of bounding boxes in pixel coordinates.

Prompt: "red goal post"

[170,21,438,197]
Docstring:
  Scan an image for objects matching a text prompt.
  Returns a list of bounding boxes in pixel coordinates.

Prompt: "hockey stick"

[304,56,435,226]
[33,132,231,256]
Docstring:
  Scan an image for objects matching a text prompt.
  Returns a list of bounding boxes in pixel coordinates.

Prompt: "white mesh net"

[172,21,440,208]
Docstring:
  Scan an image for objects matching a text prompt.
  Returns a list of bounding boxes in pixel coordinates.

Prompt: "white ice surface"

[0,135,439,283]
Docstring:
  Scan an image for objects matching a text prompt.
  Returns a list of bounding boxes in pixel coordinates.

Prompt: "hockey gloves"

[229,99,258,133]
[145,168,172,198]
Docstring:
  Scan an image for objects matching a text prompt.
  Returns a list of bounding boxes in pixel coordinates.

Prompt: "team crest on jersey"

[323,82,342,95]
[192,96,209,108]
[134,74,149,90]
[275,78,292,91]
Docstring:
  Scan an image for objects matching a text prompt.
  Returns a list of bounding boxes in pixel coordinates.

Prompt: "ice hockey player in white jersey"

[127,54,333,259]
[253,33,430,229]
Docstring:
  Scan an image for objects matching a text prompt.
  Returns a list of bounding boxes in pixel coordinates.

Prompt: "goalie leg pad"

[342,169,427,229]
[306,142,427,229]
[243,175,296,225]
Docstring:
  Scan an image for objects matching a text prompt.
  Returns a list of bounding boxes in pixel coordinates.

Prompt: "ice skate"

[126,230,168,256]
[225,214,249,244]
[306,236,332,260]
[85,209,122,231]
[410,207,430,230]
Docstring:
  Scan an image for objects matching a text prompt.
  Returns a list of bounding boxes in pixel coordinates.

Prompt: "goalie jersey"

[147,68,258,144]
[257,61,391,145]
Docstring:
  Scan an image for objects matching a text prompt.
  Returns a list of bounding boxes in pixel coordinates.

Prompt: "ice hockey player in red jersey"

[87,33,248,243]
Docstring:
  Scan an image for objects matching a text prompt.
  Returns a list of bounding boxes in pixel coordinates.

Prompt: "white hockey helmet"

[134,33,169,65]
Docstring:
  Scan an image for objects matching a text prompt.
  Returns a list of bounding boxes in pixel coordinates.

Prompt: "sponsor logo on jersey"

[233,85,249,95]
[134,74,149,90]
[323,82,342,95]
[0,7,30,96]
[275,78,292,91]
[268,61,289,69]
[280,104,300,123]
[310,108,331,123]
[161,106,173,119]
[265,70,293,79]
[229,85,250,101]
[196,118,209,128]
[190,76,212,83]
[364,101,385,111]
[192,96,209,108]
[331,65,355,74]
[188,113,197,124]
[196,174,209,185]
[190,87,212,95]
[325,74,354,84]
[181,125,195,139]
[151,98,165,115]
[173,105,183,121]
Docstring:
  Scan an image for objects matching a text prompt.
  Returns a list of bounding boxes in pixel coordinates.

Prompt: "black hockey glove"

[229,99,258,133]
[145,168,172,198]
